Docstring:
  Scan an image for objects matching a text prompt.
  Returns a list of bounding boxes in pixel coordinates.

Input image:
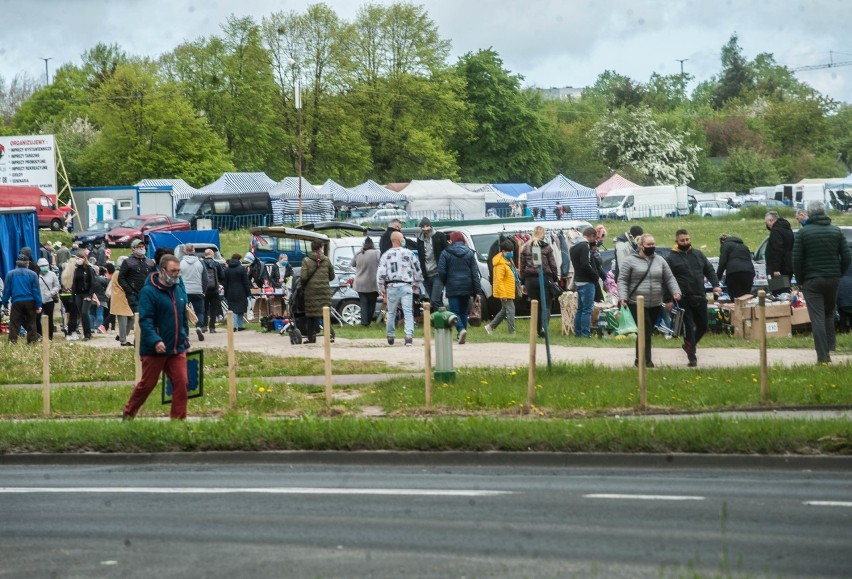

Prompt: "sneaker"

[196,328,205,342]
[404,337,413,347]
[115,335,120,341]
[458,329,467,344]
[98,325,106,334]
[688,359,698,367]
[120,341,134,347]
[66,334,79,341]
[484,325,493,335]
[387,335,395,346]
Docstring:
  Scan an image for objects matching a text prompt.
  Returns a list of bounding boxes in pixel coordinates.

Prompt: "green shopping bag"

[616,305,638,335]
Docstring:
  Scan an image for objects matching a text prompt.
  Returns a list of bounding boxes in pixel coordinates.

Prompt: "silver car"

[696,200,739,218]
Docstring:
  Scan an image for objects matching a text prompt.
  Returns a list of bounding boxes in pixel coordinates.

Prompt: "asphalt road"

[2,461,851,578]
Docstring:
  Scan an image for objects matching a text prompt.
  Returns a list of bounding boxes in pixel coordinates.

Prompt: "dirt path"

[85,330,848,371]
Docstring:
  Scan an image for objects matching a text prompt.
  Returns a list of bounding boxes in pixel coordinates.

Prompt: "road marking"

[803,501,852,508]
[584,494,705,501]
[0,487,511,497]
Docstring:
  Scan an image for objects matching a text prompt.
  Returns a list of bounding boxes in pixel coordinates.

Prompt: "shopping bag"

[468,296,482,327]
[616,305,638,335]
[767,275,790,293]
[671,304,685,338]
[186,304,198,325]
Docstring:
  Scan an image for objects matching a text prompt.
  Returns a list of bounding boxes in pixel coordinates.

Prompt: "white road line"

[803,501,852,508]
[0,487,511,497]
[584,494,705,501]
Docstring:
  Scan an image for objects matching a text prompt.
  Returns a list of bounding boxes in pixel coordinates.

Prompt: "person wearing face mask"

[618,235,681,368]
[122,254,192,421]
[665,229,722,367]
[484,239,519,336]
[118,239,156,328]
[1,253,43,344]
[36,258,60,340]
[570,227,606,338]
[299,240,335,344]
[66,250,97,341]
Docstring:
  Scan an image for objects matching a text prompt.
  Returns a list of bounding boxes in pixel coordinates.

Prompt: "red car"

[105,214,190,247]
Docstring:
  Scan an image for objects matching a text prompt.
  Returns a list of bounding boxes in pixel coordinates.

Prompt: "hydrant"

[431,307,458,382]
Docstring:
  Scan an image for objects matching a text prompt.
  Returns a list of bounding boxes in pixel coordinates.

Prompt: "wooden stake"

[323,306,333,407]
[758,290,768,401]
[227,312,236,408]
[423,301,432,408]
[41,315,50,416]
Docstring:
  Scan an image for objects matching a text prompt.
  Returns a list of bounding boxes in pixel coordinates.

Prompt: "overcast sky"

[2,0,851,103]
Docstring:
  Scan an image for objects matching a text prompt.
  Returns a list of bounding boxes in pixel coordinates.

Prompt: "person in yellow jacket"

[484,240,518,335]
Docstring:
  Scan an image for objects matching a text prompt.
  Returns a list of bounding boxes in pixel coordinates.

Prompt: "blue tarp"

[0,208,39,280]
[492,183,534,197]
[146,230,221,259]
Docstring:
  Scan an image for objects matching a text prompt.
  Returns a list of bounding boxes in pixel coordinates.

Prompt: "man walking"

[1,253,43,344]
[118,239,156,329]
[377,231,422,346]
[764,211,794,295]
[122,254,192,420]
[438,232,482,344]
[793,201,851,364]
[569,227,604,338]
[415,217,448,307]
[665,229,722,367]
[179,243,208,341]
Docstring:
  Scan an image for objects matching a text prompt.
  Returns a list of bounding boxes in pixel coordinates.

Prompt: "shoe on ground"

[66,334,79,341]
[458,329,467,344]
[634,360,655,368]
[404,337,413,347]
[209,328,217,333]
[484,325,493,335]
[196,328,205,341]
[120,341,134,347]
[387,335,395,346]
[115,335,120,341]
[98,325,106,334]
[688,359,698,367]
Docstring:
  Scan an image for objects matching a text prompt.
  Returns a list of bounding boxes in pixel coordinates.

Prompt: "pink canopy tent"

[595,173,640,199]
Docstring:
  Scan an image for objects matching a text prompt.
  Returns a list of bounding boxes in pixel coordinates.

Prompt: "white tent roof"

[458,183,517,203]
[403,179,486,220]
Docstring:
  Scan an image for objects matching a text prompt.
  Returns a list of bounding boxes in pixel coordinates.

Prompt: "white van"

[600,185,689,220]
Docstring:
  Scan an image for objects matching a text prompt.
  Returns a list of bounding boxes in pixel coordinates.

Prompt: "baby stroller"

[284,275,335,344]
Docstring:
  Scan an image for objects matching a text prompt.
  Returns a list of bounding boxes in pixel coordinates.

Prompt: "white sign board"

[0,134,58,196]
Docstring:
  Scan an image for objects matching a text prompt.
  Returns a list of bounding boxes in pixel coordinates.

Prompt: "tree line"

[1,2,850,194]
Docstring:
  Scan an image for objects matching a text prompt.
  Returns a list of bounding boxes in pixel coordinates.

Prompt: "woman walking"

[351,237,380,327]
[222,253,252,331]
[109,256,135,346]
[36,258,60,340]
[484,239,517,335]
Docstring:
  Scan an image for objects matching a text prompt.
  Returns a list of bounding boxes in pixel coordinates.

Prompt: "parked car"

[352,208,409,226]
[174,243,226,264]
[696,200,739,218]
[740,199,786,210]
[105,214,191,247]
[72,219,122,247]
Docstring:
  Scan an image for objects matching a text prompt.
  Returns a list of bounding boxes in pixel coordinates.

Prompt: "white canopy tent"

[402,179,486,220]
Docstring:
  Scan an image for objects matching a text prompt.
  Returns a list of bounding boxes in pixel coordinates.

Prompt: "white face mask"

[161,272,180,287]
[133,249,145,257]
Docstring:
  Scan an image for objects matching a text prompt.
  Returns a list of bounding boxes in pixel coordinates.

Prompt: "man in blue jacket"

[438,232,482,344]
[122,254,192,420]
[2,254,43,344]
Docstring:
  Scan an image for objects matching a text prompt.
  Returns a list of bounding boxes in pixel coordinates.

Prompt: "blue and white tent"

[351,179,407,204]
[269,177,333,224]
[492,183,534,198]
[526,174,600,221]
[200,172,276,194]
[135,178,203,201]
[320,179,368,205]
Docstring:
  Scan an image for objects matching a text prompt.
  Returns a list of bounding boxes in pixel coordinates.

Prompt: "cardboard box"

[741,316,792,340]
[750,302,790,320]
[791,306,810,326]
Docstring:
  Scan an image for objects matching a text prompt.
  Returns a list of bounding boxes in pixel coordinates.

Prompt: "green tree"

[0,72,40,128]
[454,49,553,184]
[39,116,99,187]
[79,61,233,186]
[11,65,91,134]
[827,104,852,172]
[711,33,754,109]
[721,146,780,192]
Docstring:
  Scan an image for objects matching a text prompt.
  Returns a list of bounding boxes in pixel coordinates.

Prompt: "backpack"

[205,260,218,289]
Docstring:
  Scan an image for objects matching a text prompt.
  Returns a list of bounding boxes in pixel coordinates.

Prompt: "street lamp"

[41,57,52,85]
[287,57,303,225]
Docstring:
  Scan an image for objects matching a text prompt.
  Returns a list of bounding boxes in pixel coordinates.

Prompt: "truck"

[772,184,826,209]
[0,185,66,231]
[599,185,689,220]
[105,214,190,247]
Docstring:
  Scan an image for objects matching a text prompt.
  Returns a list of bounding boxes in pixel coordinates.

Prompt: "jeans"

[801,277,839,363]
[89,304,104,329]
[573,282,596,338]
[358,291,378,326]
[187,293,205,329]
[385,284,414,338]
[232,312,244,330]
[681,297,709,357]
[447,295,471,335]
[118,315,134,343]
[489,298,516,333]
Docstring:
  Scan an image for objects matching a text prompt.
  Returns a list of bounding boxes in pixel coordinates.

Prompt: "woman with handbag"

[519,226,558,338]
[36,258,60,340]
[617,235,681,367]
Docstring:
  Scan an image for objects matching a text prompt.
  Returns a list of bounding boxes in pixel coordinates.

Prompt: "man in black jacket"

[118,239,156,314]
[569,227,604,338]
[764,211,794,295]
[415,217,448,307]
[379,219,403,255]
[203,249,226,333]
[665,229,722,367]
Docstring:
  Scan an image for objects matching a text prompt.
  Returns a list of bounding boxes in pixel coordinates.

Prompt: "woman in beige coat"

[109,256,134,346]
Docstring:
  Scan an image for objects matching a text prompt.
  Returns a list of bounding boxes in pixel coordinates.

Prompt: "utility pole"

[41,57,52,85]
[676,58,688,76]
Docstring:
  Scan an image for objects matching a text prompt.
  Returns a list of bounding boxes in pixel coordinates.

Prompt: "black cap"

[419,217,431,227]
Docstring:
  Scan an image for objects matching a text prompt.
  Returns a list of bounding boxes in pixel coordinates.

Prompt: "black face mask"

[677,243,691,252]
[643,246,656,257]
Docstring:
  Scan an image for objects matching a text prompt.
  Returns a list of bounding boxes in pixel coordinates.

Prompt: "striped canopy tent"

[200,172,276,194]
[351,179,407,204]
[320,179,368,205]
[526,174,600,221]
[135,178,203,201]
[595,173,640,200]
[269,177,333,225]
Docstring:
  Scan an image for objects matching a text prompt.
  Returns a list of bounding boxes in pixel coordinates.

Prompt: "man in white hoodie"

[179,243,208,341]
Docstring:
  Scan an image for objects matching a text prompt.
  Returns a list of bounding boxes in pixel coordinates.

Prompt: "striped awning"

[526,174,600,221]
[351,179,407,204]
[200,172,277,194]
[269,177,328,200]
[320,179,368,204]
